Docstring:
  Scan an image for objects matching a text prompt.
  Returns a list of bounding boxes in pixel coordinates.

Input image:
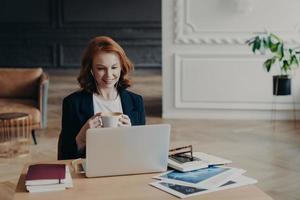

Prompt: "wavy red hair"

[77,36,134,93]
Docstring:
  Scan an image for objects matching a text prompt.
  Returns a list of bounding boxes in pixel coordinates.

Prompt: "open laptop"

[85,124,170,177]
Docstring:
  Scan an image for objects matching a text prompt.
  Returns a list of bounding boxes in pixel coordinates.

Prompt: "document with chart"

[153,166,245,189]
[150,175,257,198]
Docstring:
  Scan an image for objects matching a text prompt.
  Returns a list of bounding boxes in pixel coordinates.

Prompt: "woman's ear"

[90,70,94,77]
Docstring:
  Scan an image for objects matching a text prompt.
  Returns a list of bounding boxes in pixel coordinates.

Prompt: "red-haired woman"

[58,36,146,160]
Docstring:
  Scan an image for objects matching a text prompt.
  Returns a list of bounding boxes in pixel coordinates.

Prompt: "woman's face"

[91,51,121,90]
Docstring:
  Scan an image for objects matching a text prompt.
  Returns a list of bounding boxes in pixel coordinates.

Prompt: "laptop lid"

[86,124,170,177]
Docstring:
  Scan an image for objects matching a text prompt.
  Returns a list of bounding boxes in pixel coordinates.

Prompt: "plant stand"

[271,93,297,130]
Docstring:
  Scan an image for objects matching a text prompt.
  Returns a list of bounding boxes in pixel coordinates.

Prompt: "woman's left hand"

[119,114,131,127]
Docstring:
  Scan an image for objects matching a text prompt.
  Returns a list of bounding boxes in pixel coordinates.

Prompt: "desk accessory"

[25,164,73,193]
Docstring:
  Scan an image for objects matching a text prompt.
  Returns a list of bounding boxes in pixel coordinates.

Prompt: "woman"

[58,36,146,160]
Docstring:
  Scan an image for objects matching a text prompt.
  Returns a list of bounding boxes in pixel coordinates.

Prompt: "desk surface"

[14,160,273,200]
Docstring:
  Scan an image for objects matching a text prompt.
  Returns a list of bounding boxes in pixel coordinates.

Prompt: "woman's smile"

[102,78,116,84]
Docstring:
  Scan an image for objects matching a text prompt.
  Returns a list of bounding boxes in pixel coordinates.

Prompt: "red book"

[26,164,66,186]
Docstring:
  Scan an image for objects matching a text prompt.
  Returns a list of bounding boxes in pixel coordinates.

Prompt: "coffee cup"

[101,112,122,127]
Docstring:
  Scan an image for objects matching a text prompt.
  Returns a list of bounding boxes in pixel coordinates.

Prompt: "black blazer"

[58,89,146,160]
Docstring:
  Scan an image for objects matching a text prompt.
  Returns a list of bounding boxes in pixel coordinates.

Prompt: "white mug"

[101,112,122,128]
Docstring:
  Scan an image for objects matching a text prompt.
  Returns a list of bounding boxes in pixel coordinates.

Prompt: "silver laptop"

[85,124,170,177]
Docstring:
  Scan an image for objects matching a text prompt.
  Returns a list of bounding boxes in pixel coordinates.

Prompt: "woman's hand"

[86,113,103,129]
[76,113,102,149]
[119,114,131,127]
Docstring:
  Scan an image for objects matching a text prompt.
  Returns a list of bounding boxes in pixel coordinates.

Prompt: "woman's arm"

[75,113,102,150]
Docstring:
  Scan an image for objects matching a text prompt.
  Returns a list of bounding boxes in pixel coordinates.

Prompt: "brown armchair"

[0,67,49,144]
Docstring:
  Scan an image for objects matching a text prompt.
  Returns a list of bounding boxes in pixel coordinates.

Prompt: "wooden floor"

[0,69,299,200]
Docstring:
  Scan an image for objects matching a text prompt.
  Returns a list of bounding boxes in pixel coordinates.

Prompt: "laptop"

[85,124,170,177]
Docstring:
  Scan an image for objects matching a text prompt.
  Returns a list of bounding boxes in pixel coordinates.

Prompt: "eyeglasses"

[169,145,193,161]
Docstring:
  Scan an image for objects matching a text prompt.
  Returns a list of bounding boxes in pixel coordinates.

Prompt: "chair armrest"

[38,72,49,128]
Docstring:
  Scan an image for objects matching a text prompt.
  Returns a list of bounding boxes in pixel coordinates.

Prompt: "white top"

[93,93,123,114]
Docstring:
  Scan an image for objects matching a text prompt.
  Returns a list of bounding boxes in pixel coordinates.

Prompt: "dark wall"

[0,0,161,68]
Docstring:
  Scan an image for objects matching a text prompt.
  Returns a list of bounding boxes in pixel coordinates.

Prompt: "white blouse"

[92,93,123,114]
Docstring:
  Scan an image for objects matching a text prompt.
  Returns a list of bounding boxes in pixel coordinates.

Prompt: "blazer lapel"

[79,91,94,120]
[119,90,141,125]
[119,90,133,116]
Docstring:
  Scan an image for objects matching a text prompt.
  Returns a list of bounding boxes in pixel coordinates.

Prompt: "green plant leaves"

[249,36,261,53]
[263,57,276,72]
[282,60,290,73]
[270,42,279,52]
[246,32,300,75]
[290,55,299,66]
[278,44,284,60]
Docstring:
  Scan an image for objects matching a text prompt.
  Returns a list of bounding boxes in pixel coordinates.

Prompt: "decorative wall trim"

[174,53,300,110]
[0,44,56,67]
[59,43,161,68]
[0,0,54,28]
[0,0,161,69]
[58,0,161,28]
[174,0,300,45]
[163,110,300,120]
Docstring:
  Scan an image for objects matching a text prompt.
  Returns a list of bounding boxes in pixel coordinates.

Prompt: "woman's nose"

[105,69,113,78]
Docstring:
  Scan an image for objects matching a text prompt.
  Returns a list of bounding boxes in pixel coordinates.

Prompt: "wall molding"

[174,53,300,110]
[58,0,161,28]
[163,110,300,120]
[174,0,300,45]
[0,0,161,68]
[59,43,161,68]
[0,44,56,67]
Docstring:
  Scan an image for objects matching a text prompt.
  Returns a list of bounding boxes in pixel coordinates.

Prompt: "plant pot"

[273,75,291,96]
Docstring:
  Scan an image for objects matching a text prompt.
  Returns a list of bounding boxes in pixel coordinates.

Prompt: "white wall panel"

[163,0,300,119]
[174,53,300,110]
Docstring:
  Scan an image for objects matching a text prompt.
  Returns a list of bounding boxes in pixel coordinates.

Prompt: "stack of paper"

[25,164,73,193]
[151,152,257,198]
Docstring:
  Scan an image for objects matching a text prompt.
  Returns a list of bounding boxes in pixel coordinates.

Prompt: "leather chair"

[0,67,49,144]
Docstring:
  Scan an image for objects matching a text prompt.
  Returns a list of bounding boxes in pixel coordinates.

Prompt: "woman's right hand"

[85,112,103,129]
[76,113,102,150]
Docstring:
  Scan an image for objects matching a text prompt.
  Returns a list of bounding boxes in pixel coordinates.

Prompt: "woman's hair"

[77,36,134,93]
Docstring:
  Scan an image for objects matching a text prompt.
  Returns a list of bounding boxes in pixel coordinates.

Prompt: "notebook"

[25,164,66,185]
[85,124,171,177]
[25,164,73,193]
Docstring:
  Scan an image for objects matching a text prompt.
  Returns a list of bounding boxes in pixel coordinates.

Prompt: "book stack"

[25,164,73,193]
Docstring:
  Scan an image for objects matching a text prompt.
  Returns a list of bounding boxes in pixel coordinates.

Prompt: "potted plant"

[246,32,300,95]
